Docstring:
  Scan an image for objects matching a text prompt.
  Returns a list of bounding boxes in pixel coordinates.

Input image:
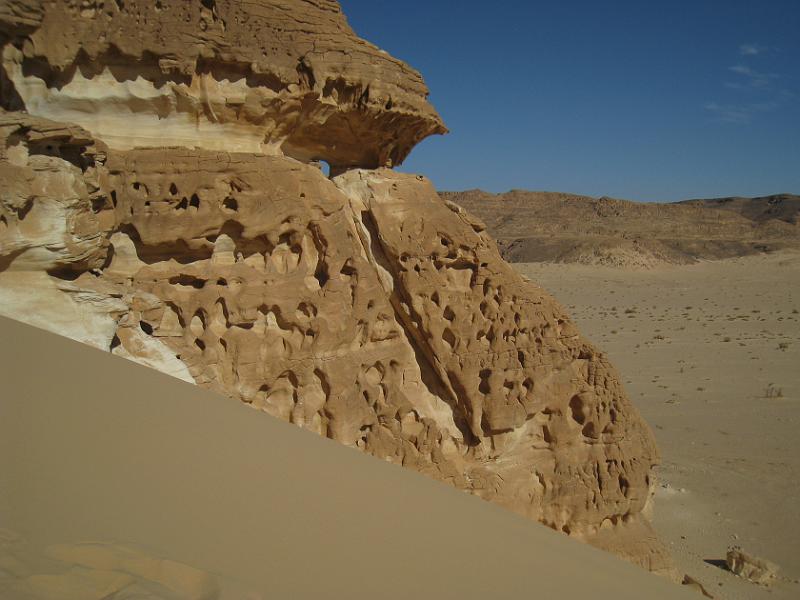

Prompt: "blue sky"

[339,0,800,201]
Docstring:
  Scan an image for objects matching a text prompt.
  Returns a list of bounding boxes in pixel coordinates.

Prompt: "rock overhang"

[0,0,447,169]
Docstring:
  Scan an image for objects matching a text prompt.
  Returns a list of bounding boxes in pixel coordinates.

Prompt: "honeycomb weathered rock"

[0,0,672,574]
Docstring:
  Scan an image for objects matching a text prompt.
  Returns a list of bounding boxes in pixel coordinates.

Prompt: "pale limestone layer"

[0,271,122,350]
[5,51,273,153]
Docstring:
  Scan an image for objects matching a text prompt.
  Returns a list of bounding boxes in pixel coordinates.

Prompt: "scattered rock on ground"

[726,546,779,586]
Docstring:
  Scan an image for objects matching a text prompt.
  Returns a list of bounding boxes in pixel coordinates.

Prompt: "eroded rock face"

[0,0,670,575]
[0,0,445,170]
[0,111,107,272]
[337,170,660,530]
[0,112,670,571]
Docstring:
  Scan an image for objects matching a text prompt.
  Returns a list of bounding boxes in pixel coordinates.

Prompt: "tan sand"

[0,316,691,599]
[516,251,800,600]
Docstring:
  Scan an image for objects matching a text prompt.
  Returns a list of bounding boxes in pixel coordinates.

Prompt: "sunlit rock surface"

[0,0,446,169]
[0,0,672,574]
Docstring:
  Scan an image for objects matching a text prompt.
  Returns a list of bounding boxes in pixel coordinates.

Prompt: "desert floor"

[516,251,800,600]
[0,316,690,600]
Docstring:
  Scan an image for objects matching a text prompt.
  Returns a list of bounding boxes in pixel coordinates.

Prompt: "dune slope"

[0,316,691,600]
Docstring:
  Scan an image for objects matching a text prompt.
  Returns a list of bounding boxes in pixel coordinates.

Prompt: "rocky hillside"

[679,194,800,225]
[443,190,800,267]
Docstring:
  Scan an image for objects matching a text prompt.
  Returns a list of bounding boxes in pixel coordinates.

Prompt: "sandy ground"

[516,251,800,600]
[0,316,691,600]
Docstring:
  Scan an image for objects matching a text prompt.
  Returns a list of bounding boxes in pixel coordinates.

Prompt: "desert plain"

[517,251,800,599]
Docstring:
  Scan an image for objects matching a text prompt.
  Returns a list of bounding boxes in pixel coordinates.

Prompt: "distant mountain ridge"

[678,194,800,226]
[441,190,800,267]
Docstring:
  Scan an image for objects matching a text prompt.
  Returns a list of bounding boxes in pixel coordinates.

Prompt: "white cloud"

[729,64,755,76]
[704,98,783,124]
[704,102,751,124]
[707,45,793,124]
[739,43,764,56]
[728,64,778,88]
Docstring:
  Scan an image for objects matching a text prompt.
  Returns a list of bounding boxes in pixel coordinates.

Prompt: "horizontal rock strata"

[0,0,445,169]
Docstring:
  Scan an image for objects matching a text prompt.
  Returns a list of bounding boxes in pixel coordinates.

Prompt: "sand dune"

[0,316,692,599]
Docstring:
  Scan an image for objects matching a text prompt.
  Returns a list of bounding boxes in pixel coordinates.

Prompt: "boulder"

[726,546,779,586]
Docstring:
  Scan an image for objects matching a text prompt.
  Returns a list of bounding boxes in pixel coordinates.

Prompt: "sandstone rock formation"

[0,0,671,574]
[0,0,445,170]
